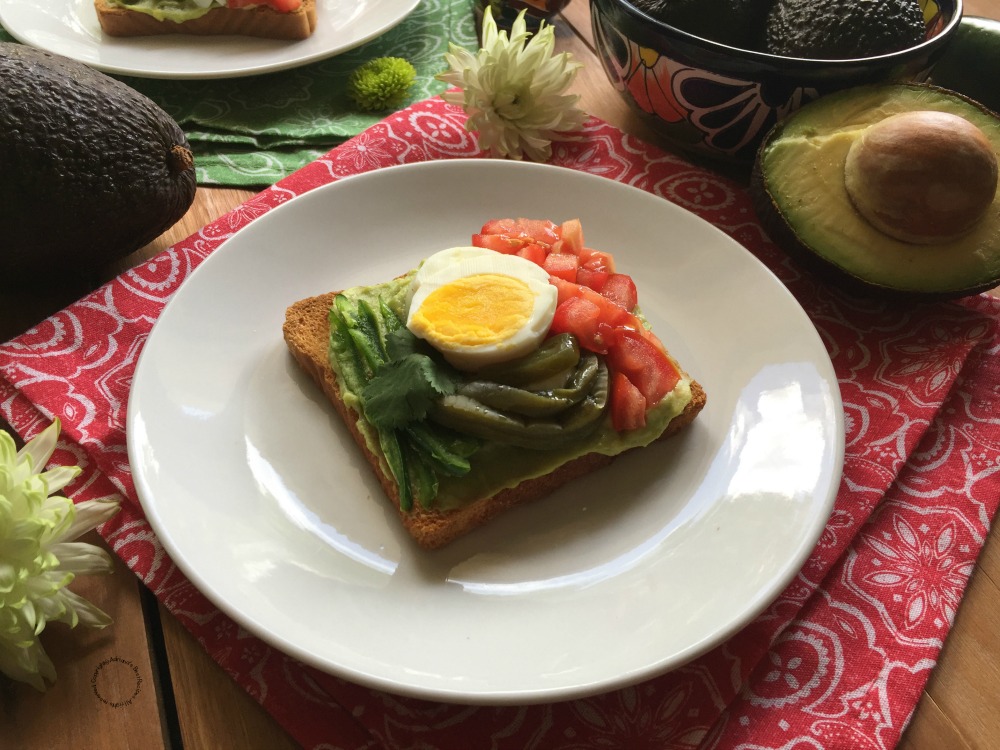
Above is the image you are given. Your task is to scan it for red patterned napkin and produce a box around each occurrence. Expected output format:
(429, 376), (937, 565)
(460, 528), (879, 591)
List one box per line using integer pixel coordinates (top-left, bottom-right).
(3, 96), (1000, 749)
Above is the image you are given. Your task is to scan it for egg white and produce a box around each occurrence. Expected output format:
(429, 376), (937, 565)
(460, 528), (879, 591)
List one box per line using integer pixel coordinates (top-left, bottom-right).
(406, 247), (558, 371)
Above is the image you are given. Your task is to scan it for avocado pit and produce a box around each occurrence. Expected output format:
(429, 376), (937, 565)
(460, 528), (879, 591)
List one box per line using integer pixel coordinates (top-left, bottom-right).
(844, 110), (999, 244)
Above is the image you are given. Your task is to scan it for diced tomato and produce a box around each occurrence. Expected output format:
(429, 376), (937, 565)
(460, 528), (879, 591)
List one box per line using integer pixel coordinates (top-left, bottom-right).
(577, 266), (610, 292)
(604, 328), (681, 405)
(560, 219), (584, 254)
(479, 218), (519, 236)
(600, 273), (638, 311)
(579, 248), (615, 273)
(549, 276), (636, 329)
(548, 275), (579, 305)
(547, 278), (644, 353)
(542, 251), (580, 282)
(472, 233), (529, 254)
(549, 296), (612, 353)
(516, 243), (547, 266)
(610, 372), (647, 431)
(479, 218), (560, 247)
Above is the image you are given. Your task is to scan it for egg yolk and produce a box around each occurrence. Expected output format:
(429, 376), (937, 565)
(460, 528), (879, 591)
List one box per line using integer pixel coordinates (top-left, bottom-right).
(408, 273), (535, 347)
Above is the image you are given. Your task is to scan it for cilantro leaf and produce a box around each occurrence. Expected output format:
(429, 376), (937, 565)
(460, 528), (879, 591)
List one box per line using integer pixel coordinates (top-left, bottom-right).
(361, 353), (457, 430)
(385, 325), (424, 361)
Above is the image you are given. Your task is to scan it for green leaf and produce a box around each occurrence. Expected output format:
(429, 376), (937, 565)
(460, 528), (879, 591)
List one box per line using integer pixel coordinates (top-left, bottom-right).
(402, 441), (438, 510)
(361, 353), (457, 431)
(385, 325), (423, 361)
(404, 422), (474, 477)
(378, 429), (411, 512)
(328, 307), (369, 393)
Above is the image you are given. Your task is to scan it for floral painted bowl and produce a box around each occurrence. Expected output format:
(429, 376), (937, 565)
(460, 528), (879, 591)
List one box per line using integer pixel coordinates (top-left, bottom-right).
(590, 0), (963, 167)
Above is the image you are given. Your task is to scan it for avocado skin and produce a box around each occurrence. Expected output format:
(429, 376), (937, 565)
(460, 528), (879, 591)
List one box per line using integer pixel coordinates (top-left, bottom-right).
(765, 0), (925, 59)
(629, 0), (771, 50)
(930, 16), (1000, 115)
(0, 43), (196, 283)
(750, 84), (1000, 301)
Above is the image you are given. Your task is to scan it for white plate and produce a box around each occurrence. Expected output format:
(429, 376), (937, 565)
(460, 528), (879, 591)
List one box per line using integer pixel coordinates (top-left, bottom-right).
(127, 160), (843, 704)
(0, 0), (419, 79)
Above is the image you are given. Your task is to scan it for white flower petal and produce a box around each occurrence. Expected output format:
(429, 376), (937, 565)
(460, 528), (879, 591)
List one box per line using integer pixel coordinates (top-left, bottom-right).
(15, 419), (60, 477)
(62, 497), (121, 542)
(48, 542), (115, 576)
(0, 429), (16, 468)
(0, 640), (54, 692)
(57, 588), (112, 629)
(39, 465), (81, 495)
(435, 6), (585, 161)
(0, 421), (119, 689)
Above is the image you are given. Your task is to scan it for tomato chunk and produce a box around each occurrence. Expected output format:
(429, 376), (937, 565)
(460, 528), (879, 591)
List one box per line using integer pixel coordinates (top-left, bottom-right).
(542, 251), (580, 282)
(516, 243), (547, 266)
(560, 219), (584, 254)
(579, 248), (615, 273)
(577, 266), (610, 292)
(610, 372), (646, 431)
(600, 273), (638, 311)
(549, 277), (636, 330)
(605, 328), (681, 405)
(472, 233), (528, 254)
(549, 296), (611, 353)
(479, 218), (560, 246)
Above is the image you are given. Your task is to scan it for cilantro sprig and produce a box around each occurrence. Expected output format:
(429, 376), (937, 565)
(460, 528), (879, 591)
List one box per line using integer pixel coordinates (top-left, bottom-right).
(362, 345), (456, 431)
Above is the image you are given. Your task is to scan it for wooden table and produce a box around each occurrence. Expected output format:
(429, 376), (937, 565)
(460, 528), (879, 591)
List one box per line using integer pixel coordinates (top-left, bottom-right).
(2, 2), (999, 747)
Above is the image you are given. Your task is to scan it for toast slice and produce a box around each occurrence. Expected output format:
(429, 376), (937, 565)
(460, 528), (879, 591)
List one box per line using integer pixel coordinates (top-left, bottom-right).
(283, 292), (707, 550)
(95, 0), (317, 40)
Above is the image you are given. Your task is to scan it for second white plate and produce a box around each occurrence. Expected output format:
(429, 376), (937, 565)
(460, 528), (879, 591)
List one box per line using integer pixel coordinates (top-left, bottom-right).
(0, 0), (419, 79)
(127, 159), (844, 704)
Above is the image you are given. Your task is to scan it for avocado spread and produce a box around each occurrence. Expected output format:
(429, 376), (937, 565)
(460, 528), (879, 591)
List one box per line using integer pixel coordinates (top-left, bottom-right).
(329, 274), (693, 511)
(111, 0), (226, 23)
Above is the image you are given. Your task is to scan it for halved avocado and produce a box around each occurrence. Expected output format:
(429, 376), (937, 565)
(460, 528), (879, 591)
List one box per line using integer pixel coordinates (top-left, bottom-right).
(750, 83), (1000, 300)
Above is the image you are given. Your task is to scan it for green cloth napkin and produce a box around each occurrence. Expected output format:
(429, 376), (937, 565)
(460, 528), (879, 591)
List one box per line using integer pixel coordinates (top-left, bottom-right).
(1, 0), (476, 187)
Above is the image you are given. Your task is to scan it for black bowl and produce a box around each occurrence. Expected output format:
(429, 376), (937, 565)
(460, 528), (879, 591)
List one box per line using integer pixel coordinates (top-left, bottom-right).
(590, 0), (963, 166)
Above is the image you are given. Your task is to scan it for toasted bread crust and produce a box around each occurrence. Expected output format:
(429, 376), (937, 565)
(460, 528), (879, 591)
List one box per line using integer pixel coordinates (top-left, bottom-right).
(283, 292), (707, 549)
(94, 0), (317, 39)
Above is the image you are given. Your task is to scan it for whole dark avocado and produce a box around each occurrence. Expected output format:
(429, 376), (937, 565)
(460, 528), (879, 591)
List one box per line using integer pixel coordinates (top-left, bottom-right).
(765, 0), (925, 58)
(0, 43), (195, 283)
(629, 0), (771, 50)
(751, 84), (1000, 300)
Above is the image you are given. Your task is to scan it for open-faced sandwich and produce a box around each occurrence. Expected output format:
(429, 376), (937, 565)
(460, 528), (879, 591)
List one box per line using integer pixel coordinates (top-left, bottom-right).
(283, 218), (707, 549)
(95, 0), (317, 39)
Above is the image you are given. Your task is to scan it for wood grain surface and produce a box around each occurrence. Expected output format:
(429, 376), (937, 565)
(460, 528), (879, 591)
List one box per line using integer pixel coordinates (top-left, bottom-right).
(1, 1), (998, 747)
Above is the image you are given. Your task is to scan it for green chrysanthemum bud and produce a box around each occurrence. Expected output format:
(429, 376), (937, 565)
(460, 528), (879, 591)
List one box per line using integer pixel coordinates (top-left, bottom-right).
(347, 57), (417, 112)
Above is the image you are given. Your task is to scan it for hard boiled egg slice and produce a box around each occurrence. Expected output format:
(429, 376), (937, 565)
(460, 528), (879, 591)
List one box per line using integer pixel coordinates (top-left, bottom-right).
(406, 247), (558, 371)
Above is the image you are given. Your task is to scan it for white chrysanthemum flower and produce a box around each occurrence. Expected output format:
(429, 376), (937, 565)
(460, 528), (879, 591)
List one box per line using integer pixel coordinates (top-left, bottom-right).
(437, 7), (586, 161)
(0, 420), (120, 691)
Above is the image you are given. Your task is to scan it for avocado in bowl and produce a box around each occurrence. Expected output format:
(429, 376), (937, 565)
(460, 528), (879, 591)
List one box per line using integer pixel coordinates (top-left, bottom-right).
(751, 83), (1000, 300)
